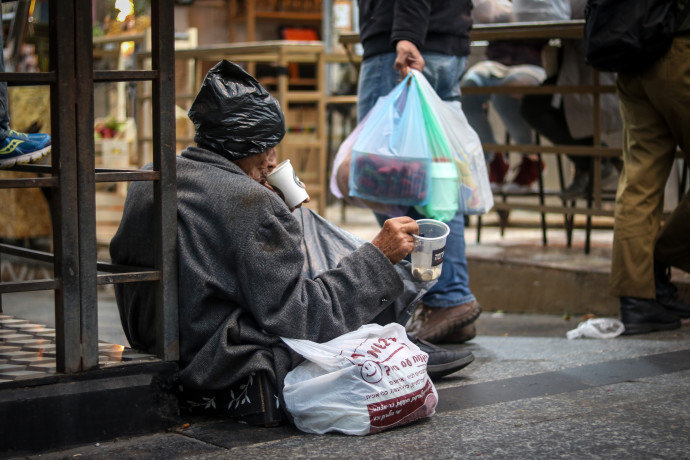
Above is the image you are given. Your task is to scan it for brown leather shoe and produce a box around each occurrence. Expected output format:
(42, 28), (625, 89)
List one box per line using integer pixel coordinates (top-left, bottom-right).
(439, 322), (477, 344)
(406, 300), (481, 343)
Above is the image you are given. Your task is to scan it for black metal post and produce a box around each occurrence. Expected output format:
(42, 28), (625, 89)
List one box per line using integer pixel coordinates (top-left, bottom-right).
(150, 0), (179, 361)
(51, 0), (83, 373)
(75, 0), (99, 370)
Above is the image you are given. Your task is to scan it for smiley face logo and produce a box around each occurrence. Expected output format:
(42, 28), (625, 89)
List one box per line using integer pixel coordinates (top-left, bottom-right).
(360, 360), (383, 383)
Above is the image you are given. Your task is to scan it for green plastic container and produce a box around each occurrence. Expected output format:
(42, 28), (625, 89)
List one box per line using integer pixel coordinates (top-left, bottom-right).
(416, 160), (459, 222)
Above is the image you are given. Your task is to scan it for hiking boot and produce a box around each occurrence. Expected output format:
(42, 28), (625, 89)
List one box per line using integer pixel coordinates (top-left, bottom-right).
(488, 152), (509, 192)
(655, 261), (690, 318)
(620, 296), (681, 335)
(0, 130), (51, 169)
(406, 300), (481, 344)
(438, 322), (477, 344)
(408, 335), (475, 380)
(502, 156), (543, 193)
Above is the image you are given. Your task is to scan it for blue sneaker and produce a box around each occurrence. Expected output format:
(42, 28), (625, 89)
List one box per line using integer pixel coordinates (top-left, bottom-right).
(0, 130), (52, 169)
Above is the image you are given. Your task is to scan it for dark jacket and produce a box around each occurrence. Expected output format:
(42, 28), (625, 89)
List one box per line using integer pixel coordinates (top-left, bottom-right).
(358, 0), (474, 60)
(677, 0), (690, 33)
(109, 146), (407, 394)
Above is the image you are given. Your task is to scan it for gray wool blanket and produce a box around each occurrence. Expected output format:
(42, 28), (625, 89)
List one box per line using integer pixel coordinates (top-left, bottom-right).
(110, 146), (430, 395)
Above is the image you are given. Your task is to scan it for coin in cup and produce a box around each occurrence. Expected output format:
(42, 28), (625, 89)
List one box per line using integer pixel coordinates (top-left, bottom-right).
(267, 159), (309, 208)
(411, 219), (450, 281)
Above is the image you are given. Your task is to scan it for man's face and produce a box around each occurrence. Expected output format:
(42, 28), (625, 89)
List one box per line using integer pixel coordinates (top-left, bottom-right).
(234, 147), (278, 185)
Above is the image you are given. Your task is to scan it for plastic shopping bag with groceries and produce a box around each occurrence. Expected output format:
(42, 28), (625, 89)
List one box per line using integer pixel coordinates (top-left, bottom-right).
(282, 323), (438, 435)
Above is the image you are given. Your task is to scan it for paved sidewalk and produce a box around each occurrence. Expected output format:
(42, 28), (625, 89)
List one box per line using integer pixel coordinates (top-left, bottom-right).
(10, 312), (689, 460)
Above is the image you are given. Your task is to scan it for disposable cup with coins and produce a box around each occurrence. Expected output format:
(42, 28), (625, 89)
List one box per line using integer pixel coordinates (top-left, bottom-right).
(267, 159), (309, 208)
(411, 219), (450, 281)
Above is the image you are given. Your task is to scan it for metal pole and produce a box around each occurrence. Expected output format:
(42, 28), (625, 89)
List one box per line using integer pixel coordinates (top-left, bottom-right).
(51, 0), (82, 373)
(75, 0), (99, 370)
(150, 0), (179, 361)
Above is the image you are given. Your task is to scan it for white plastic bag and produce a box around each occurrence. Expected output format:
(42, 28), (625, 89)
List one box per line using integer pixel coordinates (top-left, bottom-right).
(413, 69), (494, 215)
(281, 323), (438, 435)
(566, 318), (625, 339)
(349, 75), (432, 207)
(328, 112), (408, 217)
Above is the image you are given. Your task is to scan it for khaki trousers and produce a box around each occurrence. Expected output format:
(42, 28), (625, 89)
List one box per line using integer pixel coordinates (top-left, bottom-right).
(611, 36), (690, 298)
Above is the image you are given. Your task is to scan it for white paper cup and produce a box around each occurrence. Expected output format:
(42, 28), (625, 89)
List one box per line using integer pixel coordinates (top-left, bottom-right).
(266, 159), (309, 208)
(411, 219), (450, 281)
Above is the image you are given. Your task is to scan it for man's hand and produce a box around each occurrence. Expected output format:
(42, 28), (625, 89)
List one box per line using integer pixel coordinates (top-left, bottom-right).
(394, 40), (425, 78)
(371, 216), (419, 264)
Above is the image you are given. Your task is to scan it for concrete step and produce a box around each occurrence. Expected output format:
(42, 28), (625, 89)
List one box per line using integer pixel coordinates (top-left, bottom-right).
(465, 220), (690, 317)
(0, 360), (180, 456)
(467, 245), (619, 317)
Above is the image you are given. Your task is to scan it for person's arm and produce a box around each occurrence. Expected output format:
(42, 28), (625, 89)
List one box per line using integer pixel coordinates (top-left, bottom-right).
(390, 0), (431, 75)
(232, 196), (410, 343)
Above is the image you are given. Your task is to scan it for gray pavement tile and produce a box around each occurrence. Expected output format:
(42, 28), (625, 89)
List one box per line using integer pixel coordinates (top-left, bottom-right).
(192, 371), (690, 460)
(426, 375), (690, 459)
(4, 338), (51, 347)
(433, 332), (690, 391)
(18, 432), (225, 460)
(0, 351), (35, 361)
(0, 370), (45, 381)
(11, 356), (55, 366)
(0, 346), (21, 353)
(21, 343), (56, 353)
(0, 363), (23, 372)
(0, 319), (29, 328)
(176, 418), (304, 450)
(26, 362), (57, 373)
(0, 334), (33, 343)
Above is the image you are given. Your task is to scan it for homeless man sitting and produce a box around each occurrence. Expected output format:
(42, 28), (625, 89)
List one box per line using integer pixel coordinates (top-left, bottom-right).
(109, 60), (474, 426)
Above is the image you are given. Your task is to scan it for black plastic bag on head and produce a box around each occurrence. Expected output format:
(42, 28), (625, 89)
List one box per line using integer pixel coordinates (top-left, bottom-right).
(188, 60), (286, 160)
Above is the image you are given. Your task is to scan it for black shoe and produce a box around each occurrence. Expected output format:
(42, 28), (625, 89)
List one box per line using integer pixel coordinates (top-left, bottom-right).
(655, 260), (690, 318)
(408, 335), (475, 379)
(560, 171), (590, 201)
(560, 163), (617, 201)
(620, 296), (681, 335)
